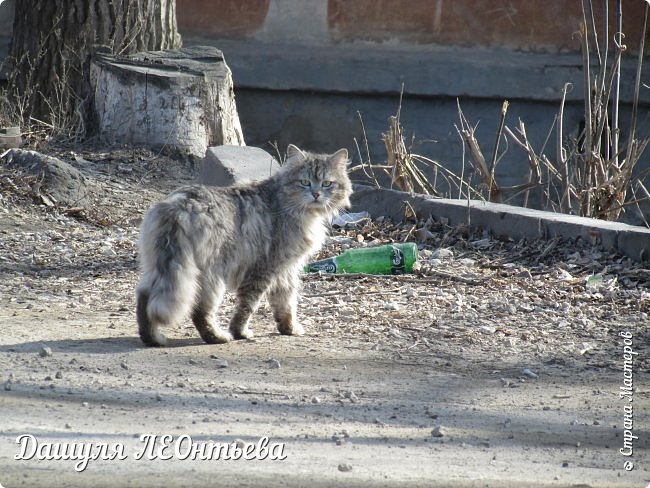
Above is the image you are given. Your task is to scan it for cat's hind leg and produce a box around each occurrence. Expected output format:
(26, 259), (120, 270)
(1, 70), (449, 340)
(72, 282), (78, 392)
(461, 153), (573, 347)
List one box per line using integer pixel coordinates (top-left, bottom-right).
(135, 257), (199, 347)
(136, 197), (205, 346)
(268, 273), (304, 336)
(136, 292), (169, 347)
(192, 280), (232, 344)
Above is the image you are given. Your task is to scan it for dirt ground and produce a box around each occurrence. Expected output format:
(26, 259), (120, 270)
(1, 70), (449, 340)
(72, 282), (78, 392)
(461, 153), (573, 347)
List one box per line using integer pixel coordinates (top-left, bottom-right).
(0, 145), (648, 487)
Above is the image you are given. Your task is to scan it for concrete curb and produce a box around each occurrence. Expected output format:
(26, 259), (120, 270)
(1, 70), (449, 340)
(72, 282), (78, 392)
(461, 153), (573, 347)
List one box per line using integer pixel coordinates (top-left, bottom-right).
(350, 185), (650, 262)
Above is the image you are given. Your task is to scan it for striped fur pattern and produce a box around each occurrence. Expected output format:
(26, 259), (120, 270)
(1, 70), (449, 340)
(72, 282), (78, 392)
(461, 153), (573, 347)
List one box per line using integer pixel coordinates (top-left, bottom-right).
(136, 145), (352, 346)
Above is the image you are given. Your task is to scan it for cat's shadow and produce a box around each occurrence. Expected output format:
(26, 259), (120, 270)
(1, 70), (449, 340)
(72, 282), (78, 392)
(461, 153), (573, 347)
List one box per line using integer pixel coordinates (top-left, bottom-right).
(0, 336), (205, 355)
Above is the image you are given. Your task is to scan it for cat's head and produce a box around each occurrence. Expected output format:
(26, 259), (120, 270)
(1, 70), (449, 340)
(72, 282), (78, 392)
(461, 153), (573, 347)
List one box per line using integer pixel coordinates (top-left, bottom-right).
(279, 144), (353, 215)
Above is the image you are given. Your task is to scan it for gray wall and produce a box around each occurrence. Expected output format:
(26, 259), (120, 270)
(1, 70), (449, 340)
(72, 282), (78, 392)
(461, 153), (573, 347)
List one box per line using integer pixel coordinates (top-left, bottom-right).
(206, 38), (648, 196)
(234, 89), (590, 188)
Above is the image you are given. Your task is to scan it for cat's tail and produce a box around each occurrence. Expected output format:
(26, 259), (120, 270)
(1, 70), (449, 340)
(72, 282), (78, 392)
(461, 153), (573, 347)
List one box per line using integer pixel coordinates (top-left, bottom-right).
(136, 199), (200, 346)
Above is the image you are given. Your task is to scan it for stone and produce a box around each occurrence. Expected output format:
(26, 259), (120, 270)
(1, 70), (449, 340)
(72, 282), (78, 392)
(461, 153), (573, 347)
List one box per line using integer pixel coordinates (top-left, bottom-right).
(39, 346), (53, 358)
(100, 245), (116, 257)
(431, 425), (447, 437)
(209, 355), (229, 368)
(343, 390), (359, 403)
(383, 302), (400, 311)
(0, 126), (21, 149)
(199, 145), (280, 186)
(405, 287), (417, 299)
(1, 149), (90, 208)
(431, 248), (453, 260)
(521, 368), (539, 379)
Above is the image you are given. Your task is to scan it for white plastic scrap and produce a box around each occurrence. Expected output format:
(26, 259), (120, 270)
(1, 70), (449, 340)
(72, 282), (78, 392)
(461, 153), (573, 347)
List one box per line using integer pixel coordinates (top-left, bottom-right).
(331, 211), (370, 228)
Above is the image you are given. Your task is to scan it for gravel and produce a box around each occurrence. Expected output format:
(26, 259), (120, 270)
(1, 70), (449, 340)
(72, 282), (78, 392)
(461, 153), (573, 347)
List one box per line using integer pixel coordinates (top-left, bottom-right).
(1, 144), (649, 487)
(2, 146), (648, 375)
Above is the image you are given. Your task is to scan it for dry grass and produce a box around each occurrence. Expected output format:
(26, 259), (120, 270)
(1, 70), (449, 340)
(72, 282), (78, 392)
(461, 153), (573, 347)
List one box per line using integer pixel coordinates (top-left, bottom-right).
(351, 88), (484, 201)
(493, 0), (649, 222)
(353, 1), (649, 226)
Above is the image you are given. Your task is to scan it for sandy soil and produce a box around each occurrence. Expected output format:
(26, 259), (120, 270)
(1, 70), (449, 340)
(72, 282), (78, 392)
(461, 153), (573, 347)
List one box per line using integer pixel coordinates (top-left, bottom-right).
(0, 145), (648, 487)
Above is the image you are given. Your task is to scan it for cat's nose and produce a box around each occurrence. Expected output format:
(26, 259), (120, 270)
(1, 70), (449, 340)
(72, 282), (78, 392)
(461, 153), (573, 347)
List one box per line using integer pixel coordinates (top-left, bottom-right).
(311, 191), (320, 201)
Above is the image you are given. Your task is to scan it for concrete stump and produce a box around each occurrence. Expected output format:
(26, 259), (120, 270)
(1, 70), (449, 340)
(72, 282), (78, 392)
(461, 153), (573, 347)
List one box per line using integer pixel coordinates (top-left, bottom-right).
(199, 145), (280, 186)
(90, 46), (244, 157)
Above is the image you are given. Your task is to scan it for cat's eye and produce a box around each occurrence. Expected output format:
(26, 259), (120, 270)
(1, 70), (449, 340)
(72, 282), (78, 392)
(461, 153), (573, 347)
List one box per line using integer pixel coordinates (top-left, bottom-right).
(322, 180), (332, 188)
(300, 179), (311, 187)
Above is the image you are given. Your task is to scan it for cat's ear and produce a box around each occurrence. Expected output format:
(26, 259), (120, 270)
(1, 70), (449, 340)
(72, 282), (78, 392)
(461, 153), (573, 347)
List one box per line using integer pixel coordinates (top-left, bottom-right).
(285, 144), (306, 166)
(329, 148), (349, 171)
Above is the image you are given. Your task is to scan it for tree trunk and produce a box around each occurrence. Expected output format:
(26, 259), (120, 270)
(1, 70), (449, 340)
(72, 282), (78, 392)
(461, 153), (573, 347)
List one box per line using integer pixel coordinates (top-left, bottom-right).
(9, 0), (181, 135)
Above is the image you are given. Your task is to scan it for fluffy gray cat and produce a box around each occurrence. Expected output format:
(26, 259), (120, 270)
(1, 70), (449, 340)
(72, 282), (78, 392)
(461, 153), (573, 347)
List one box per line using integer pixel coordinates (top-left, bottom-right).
(136, 145), (352, 346)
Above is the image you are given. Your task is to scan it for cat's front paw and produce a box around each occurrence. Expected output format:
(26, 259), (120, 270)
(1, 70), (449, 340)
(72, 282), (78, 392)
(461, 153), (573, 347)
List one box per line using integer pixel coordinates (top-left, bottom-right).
(278, 321), (304, 336)
(231, 326), (254, 340)
(200, 328), (233, 344)
(144, 327), (168, 347)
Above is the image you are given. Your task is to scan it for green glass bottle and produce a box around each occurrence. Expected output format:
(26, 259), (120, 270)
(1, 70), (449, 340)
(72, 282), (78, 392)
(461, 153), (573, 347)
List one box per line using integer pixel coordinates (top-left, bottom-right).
(304, 242), (418, 275)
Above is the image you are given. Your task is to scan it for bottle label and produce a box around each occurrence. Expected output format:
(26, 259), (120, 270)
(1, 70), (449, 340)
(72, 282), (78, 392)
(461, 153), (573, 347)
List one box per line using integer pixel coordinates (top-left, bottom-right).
(307, 258), (337, 273)
(390, 245), (405, 274)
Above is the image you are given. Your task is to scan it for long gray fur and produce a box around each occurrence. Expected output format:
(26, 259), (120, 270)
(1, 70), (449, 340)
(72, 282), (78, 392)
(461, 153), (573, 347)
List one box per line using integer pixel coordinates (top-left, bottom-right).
(136, 145), (353, 346)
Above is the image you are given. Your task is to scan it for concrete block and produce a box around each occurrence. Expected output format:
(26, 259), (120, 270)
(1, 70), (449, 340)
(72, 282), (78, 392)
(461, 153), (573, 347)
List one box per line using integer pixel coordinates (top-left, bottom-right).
(199, 145), (279, 186)
(618, 228), (650, 261)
